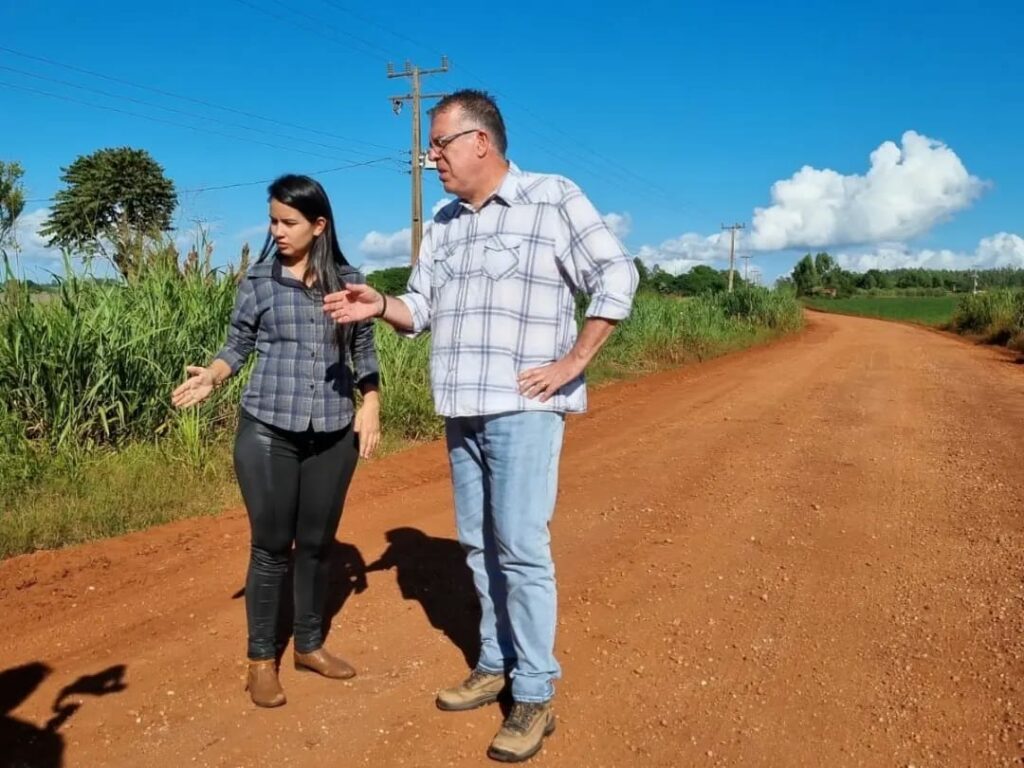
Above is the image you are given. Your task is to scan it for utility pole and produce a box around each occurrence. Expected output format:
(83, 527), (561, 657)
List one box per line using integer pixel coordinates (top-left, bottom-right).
(721, 223), (745, 293)
(387, 57), (448, 264)
(740, 252), (753, 283)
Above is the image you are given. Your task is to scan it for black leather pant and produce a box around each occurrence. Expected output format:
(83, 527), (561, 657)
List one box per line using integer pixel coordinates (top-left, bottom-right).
(233, 410), (358, 659)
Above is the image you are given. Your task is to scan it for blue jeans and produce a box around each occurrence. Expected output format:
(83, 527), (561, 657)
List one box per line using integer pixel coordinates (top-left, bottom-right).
(445, 411), (565, 703)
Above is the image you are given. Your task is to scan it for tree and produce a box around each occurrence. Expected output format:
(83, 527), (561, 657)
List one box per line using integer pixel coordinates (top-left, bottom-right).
(791, 254), (819, 296)
(646, 264), (677, 294)
(633, 257), (650, 290)
(41, 147), (176, 279)
(775, 276), (796, 293)
(676, 264), (728, 294)
(366, 265), (413, 296)
(813, 252), (835, 276)
(0, 160), (25, 254)
(814, 252), (842, 290)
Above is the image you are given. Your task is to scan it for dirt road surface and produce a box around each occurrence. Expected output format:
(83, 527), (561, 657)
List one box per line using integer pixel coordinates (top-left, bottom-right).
(3, 312), (1023, 768)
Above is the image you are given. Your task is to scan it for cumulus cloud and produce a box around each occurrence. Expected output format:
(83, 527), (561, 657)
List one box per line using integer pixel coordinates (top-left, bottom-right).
(10, 207), (59, 262)
(751, 131), (985, 251)
(633, 231), (734, 274)
(431, 198), (453, 216)
(835, 232), (1024, 272)
(359, 227), (411, 265)
(601, 212), (632, 239)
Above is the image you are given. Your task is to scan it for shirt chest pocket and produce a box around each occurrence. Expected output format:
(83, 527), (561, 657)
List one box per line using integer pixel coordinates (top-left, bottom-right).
(482, 235), (520, 281)
(432, 246), (457, 289)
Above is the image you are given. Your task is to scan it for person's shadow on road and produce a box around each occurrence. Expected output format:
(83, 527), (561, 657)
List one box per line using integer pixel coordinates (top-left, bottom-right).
(0, 662), (127, 768)
(366, 527), (480, 668)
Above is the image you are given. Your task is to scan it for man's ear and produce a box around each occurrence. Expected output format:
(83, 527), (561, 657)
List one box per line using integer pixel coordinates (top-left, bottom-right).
(475, 130), (491, 159)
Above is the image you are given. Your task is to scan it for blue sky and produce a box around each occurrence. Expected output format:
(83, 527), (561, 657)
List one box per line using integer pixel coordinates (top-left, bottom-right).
(4, 0), (1022, 282)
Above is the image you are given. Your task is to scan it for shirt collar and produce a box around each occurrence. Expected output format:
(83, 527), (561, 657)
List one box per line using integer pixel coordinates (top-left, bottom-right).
(456, 161), (524, 214)
(271, 257), (315, 292)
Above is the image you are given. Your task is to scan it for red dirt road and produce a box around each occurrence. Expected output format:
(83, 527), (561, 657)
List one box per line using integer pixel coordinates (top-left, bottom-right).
(3, 312), (1023, 768)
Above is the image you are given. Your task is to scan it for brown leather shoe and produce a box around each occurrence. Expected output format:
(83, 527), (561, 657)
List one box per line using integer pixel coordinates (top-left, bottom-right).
(293, 647), (356, 679)
(246, 659), (286, 708)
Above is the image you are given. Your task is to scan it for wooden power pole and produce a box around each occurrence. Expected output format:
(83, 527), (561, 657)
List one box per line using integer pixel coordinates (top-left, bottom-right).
(722, 222), (745, 293)
(387, 57), (448, 264)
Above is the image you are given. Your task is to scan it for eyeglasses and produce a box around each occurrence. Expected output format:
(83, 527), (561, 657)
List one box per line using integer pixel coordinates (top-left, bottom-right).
(426, 128), (480, 154)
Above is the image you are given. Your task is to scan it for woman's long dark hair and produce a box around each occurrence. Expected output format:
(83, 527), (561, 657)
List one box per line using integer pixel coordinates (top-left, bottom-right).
(259, 174), (350, 346)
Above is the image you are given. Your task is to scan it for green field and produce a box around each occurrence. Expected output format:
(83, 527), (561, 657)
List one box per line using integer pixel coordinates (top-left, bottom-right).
(803, 295), (959, 326)
(0, 267), (805, 559)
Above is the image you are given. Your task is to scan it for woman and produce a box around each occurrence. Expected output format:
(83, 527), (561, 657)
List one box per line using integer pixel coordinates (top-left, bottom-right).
(172, 174), (380, 708)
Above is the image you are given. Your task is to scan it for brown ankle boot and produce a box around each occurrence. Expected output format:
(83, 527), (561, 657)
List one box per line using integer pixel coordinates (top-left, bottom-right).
(246, 659), (286, 708)
(294, 647), (356, 679)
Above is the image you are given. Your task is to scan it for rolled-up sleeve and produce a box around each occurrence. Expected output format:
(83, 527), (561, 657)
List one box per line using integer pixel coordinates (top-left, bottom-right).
(396, 224), (436, 337)
(556, 185), (639, 321)
(214, 276), (257, 373)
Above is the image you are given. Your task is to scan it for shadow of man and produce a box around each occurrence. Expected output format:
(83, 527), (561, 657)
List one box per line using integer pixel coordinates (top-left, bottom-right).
(366, 527), (480, 668)
(321, 540), (368, 645)
(0, 662), (127, 768)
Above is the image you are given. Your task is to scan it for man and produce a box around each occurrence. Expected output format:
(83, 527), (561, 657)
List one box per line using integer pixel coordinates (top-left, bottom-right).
(324, 89), (637, 763)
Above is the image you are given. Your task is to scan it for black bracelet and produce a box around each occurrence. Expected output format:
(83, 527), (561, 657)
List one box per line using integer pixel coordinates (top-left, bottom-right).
(377, 294), (388, 319)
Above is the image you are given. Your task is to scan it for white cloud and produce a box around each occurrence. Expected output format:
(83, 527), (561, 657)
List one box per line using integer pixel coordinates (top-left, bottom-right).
(601, 212), (632, 239)
(431, 198), (453, 216)
(359, 227), (411, 265)
(751, 131), (985, 251)
(10, 208), (60, 262)
(976, 232), (1024, 268)
(634, 231), (733, 274)
(173, 220), (223, 256)
(835, 232), (1024, 272)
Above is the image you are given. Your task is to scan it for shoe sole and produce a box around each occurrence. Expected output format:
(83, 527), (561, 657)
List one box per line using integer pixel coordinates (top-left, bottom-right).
(246, 684), (286, 708)
(294, 663), (356, 680)
(486, 717), (556, 763)
(436, 691), (501, 712)
(251, 695), (287, 708)
(248, 684), (290, 708)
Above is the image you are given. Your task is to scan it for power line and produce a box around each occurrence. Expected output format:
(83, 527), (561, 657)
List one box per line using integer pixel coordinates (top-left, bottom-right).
(23, 157), (401, 205)
(506, 119), (679, 214)
(0, 45), (397, 152)
(0, 79), (388, 164)
(314, 0), (438, 58)
(0, 63), (392, 162)
(226, 0), (394, 61)
(257, 6), (684, 213)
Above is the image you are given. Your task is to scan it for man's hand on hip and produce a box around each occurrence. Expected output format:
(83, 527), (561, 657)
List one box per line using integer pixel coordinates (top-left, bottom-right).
(518, 356), (585, 403)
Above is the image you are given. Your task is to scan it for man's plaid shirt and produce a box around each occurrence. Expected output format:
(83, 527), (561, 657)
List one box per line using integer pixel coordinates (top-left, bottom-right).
(215, 258), (379, 432)
(399, 163), (638, 418)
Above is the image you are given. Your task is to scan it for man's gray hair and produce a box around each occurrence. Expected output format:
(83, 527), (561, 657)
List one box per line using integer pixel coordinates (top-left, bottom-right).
(431, 89), (508, 156)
